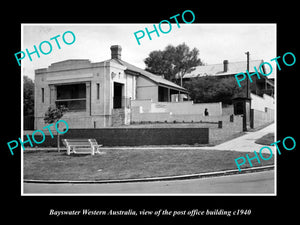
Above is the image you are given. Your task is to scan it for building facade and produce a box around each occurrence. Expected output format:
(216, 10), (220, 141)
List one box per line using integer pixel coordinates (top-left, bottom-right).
(181, 59), (274, 97)
(34, 45), (187, 129)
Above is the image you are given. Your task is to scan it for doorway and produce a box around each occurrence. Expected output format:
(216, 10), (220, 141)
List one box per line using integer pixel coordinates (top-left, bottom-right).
(113, 82), (124, 109)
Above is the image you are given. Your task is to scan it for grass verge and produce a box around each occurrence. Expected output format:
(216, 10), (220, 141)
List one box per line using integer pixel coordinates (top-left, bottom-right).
(24, 149), (274, 181)
(255, 133), (274, 145)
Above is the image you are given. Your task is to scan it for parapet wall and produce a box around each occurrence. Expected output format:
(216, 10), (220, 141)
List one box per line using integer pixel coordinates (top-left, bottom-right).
(251, 93), (275, 112)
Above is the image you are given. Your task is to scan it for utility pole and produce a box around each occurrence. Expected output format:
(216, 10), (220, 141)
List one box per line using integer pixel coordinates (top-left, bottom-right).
(245, 51), (250, 98)
(244, 51), (252, 130)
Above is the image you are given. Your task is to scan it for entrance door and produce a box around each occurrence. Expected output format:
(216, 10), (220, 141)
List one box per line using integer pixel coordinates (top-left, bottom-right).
(113, 82), (123, 109)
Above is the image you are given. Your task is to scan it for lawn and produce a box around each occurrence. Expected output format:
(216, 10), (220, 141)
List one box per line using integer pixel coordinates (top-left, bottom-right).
(255, 133), (274, 145)
(23, 149), (274, 181)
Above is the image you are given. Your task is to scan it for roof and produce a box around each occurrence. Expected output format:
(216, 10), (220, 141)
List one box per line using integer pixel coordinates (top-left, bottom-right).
(35, 59), (93, 74)
(183, 60), (265, 78)
(111, 59), (187, 92)
(37, 57), (187, 92)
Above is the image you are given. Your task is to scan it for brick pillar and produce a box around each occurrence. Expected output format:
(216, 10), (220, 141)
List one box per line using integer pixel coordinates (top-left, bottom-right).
(86, 82), (91, 115)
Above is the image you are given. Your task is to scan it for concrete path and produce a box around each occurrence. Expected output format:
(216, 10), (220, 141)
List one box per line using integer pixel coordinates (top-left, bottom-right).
(202, 123), (275, 153)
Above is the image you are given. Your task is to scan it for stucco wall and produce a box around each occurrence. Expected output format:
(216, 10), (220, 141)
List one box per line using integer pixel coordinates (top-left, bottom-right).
(131, 100), (222, 123)
(34, 60), (134, 130)
(251, 93), (275, 112)
(253, 108), (274, 128)
(136, 76), (158, 101)
(150, 101), (222, 115)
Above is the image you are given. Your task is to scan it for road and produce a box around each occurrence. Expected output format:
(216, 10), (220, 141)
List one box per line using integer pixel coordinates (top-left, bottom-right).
(23, 170), (275, 195)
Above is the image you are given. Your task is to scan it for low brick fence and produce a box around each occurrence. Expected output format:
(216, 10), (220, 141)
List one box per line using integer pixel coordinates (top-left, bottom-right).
(23, 127), (209, 147)
(63, 127), (209, 146)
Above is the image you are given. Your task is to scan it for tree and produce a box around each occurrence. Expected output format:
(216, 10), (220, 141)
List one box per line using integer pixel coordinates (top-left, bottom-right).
(144, 43), (203, 85)
(184, 76), (246, 105)
(23, 76), (34, 116)
(44, 105), (68, 152)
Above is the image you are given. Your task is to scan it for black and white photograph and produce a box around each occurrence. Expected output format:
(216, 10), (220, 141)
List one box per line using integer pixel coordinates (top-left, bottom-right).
(21, 23), (276, 195)
(2, 4), (298, 224)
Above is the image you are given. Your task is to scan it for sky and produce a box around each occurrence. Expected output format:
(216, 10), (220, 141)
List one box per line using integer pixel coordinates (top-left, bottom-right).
(21, 23), (276, 80)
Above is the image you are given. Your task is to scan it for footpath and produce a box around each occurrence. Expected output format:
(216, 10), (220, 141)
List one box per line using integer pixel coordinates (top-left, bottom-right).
(202, 123), (275, 153)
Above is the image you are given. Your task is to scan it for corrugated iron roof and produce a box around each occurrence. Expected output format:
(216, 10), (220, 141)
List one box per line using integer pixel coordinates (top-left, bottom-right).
(183, 60), (264, 78)
(114, 59), (187, 92)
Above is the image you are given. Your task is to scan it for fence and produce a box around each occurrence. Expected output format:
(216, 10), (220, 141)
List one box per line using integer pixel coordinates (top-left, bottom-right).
(252, 108), (274, 128)
(60, 127), (209, 146)
(131, 100), (222, 123)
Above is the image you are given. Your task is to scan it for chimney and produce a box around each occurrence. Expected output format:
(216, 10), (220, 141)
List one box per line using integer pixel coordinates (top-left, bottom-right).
(223, 60), (229, 72)
(110, 45), (122, 60)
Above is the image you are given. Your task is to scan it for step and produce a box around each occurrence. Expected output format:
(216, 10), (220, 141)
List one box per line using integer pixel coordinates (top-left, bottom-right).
(73, 148), (93, 154)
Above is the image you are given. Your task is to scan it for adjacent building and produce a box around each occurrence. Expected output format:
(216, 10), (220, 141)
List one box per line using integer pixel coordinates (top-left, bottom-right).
(182, 59), (274, 97)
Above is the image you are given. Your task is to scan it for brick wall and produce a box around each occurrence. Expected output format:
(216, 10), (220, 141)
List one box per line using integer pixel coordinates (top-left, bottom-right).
(111, 109), (125, 127)
(60, 127), (209, 146)
(22, 134), (60, 148)
(111, 108), (131, 127)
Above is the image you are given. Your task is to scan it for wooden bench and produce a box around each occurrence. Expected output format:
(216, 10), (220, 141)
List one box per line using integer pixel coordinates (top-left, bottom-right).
(62, 139), (104, 155)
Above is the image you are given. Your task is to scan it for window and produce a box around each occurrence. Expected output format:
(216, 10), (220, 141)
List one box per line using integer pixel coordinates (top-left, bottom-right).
(55, 83), (86, 111)
(41, 88), (44, 103)
(97, 83), (100, 100)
